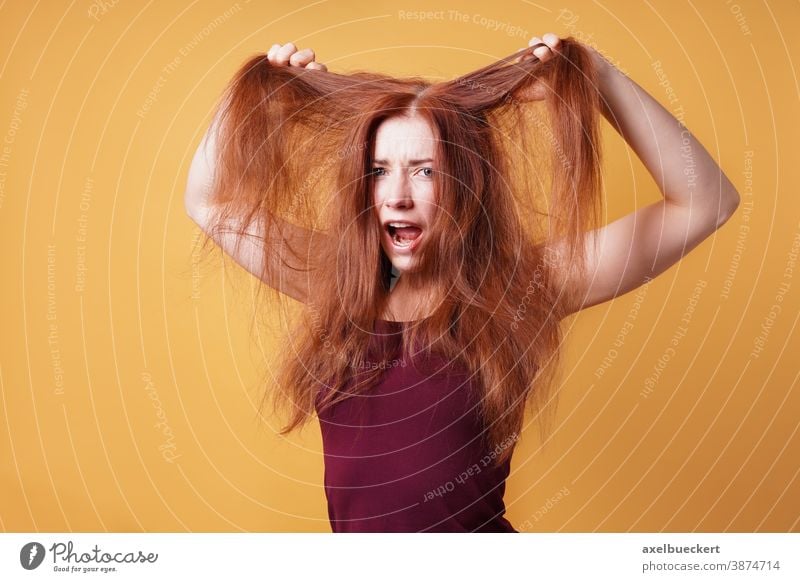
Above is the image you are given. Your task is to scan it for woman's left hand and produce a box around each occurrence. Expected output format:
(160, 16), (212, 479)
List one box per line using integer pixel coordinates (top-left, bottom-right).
(517, 33), (562, 64)
(514, 33), (562, 100)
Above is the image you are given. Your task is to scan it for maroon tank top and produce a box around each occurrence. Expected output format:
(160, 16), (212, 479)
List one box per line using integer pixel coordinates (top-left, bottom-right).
(315, 319), (517, 532)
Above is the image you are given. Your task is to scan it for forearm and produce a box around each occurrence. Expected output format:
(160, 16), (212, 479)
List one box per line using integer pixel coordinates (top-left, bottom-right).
(589, 50), (740, 215)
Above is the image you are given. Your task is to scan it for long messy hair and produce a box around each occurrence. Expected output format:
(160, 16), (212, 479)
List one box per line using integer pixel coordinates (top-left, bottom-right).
(198, 38), (603, 468)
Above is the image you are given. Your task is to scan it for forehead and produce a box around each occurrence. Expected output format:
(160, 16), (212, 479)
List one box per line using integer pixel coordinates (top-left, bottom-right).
(373, 114), (436, 161)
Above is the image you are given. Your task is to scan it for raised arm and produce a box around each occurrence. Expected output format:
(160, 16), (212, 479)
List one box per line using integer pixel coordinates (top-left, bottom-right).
(533, 34), (740, 315)
(184, 43), (329, 303)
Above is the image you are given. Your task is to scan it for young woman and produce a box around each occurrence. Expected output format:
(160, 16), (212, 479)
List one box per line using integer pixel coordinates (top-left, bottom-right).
(185, 33), (740, 532)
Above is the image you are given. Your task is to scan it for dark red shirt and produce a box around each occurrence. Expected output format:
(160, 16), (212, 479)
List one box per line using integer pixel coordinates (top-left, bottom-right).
(315, 319), (517, 532)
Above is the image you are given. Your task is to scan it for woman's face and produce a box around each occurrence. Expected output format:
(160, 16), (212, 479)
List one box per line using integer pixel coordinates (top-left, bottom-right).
(371, 113), (438, 275)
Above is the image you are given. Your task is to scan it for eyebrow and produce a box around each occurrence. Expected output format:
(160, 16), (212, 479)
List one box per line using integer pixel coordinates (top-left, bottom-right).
(372, 158), (434, 165)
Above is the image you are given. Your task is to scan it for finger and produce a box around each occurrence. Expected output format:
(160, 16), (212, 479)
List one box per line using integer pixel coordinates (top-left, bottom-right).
(533, 44), (550, 61)
(267, 43), (281, 62)
(542, 32), (561, 52)
(289, 48), (315, 67)
(275, 42), (297, 66)
(528, 36), (551, 60)
(306, 61), (328, 71)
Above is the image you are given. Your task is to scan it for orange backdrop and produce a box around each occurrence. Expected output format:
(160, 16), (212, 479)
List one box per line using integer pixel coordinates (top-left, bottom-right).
(1, 0), (798, 532)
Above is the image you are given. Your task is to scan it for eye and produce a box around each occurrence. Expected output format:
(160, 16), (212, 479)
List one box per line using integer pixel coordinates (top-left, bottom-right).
(419, 167), (434, 178)
(370, 167), (386, 177)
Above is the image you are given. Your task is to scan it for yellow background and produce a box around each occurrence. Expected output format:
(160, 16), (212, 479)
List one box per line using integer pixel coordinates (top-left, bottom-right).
(1, 0), (798, 532)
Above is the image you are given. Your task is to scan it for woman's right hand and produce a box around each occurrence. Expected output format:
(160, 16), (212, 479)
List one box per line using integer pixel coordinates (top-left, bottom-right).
(267, 42), (327, 71)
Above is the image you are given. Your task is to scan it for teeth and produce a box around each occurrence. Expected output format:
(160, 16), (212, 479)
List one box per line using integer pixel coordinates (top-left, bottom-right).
(385, 221), (421, 249)
(392, 233), (412, 247)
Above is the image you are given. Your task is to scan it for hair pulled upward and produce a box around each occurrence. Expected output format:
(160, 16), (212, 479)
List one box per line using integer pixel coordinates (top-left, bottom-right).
(201, 38), (604, 467)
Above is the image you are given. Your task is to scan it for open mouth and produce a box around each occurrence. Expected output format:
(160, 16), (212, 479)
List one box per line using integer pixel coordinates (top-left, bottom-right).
(385, 223), (424, 251)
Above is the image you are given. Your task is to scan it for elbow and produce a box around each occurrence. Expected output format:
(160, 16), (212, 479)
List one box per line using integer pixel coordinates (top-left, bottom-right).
(694, 168), (740, 229)
(183, 192), (194, 218)
(185, 199), (210, 228)
(184, 193), (200, 222)
(716, 186), (741, 228)
(183, 189), (199, 216)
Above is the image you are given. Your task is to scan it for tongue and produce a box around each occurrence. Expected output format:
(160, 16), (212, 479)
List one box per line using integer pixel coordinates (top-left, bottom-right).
(395, 226), (422, 241)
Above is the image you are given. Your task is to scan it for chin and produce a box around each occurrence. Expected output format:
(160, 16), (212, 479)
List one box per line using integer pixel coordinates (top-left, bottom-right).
(381, 248), (417, 276)
(388, 255), (414, 273)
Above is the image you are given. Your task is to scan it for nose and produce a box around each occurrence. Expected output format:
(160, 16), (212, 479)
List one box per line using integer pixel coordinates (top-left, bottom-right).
(384, 174), (413, 209)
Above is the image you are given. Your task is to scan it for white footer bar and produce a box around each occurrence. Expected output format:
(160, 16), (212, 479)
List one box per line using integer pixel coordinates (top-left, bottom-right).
(2, 533), (797, 581)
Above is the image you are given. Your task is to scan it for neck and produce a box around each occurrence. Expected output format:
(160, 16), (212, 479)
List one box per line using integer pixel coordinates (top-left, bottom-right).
(384, 268), (443, 321)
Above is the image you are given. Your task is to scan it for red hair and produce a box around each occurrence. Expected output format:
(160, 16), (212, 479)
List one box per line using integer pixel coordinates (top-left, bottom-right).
(197, 38), (603, 467)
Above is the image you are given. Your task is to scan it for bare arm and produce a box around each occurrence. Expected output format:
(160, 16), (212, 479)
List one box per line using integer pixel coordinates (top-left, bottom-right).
(184, 42), (329, 303)
(530, 34), (740, 314)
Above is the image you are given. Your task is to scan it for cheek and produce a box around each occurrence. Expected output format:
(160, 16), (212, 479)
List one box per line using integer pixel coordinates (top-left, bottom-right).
(421, 188), (438, 218)
(372, 183), (388, 208)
